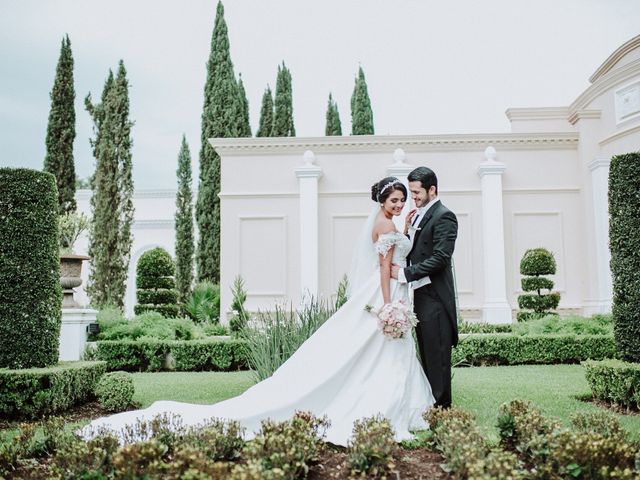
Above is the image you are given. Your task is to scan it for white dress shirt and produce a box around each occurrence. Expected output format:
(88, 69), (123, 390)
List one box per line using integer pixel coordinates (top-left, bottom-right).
(397, 198), (440, 288)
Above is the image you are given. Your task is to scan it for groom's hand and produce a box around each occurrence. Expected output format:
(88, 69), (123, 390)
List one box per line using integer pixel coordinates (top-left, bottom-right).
(391, 264), (400, 279)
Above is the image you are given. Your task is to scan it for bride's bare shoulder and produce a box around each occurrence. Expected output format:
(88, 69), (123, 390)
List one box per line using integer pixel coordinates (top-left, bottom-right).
(372, 217), (397, 241)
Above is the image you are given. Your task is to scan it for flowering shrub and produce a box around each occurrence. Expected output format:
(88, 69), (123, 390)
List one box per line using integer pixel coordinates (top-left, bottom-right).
(425, 406), (525, 479)
(242, 411), (330, 479)
(347, 414), (397, 478)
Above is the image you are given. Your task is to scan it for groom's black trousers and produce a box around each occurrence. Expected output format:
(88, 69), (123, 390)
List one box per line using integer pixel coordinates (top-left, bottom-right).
(413, 286), (453, 408)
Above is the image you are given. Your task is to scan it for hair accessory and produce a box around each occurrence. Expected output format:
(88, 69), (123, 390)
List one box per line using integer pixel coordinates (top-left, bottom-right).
(378, 178), (399, 197)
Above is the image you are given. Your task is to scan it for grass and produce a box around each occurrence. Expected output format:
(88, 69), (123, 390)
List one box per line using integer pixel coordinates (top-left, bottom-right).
(127, 364), (640, 442)
(2, 365), (639, 444)
(453, 364), (640, 441)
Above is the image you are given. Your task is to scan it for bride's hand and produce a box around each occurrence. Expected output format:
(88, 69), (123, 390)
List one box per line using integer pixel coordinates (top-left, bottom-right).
(404, 209), (418, 234)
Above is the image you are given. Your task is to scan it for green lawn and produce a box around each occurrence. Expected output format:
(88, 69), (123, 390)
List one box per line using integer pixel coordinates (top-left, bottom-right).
(127, 365), (640, 442)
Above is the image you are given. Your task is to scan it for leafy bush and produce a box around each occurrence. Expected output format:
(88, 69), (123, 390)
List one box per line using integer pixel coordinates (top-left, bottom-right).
(571, 411), (627, 439)
(583, 359), (640, 409)
(453, 333), (617, 366)
(184, 281), (220, 324)
(243, 296), (336, 381)
(609, 152), (640, 362)
(0, 168), (62, 369)
(94, 338), (249, 371)
(512, 313), (613, 336)
(229, 275), (250, 333)
(95, 340), (169, 371)
(0, 361), (106, 418)
(179, 418), (244, 461)
(135, 247), (180, 318)
(458, 321), (513, 334)
(203, 322), (230, 336)
(98, 311), (200, 341)
(242, 411), (329, 479)
(425, 406), (525, 479)
(95, 371), (135, 412)
(498, 399), (638, 478)
(58, 211), (89, 255)
(517, 247), (560, 322)
(347, 415), (397, 478)
(171, 339), (249, 371)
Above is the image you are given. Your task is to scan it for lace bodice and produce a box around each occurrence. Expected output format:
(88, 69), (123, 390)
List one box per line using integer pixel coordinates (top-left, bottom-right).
(374, 231), (411, 267)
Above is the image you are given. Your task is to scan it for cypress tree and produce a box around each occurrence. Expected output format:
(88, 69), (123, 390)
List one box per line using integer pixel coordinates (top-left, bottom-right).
(196, 1), (240, 283)
(236, 74), (251, 137)
(350, 66), (374, 135)
(272, 62), (295, 137)
(44, 34), (77, 213)
(85, 61), (135, 309)
(256, 85), (274, 137)
(175, 135), (194, 304)
(325, 92), (342, 136)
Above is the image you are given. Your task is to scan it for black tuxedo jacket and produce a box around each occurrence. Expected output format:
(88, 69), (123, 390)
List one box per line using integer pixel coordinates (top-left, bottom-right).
(404, 200), (459, 345)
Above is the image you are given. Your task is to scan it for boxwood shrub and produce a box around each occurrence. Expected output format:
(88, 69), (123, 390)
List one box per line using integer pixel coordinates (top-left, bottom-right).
(453, 334), (617, 366)
(0, 168), (62, 368)
(583, 359), (640, 409)
(0, 361), (106, 418)
(135, 247), (180, 317)
(95, 338), (249, 371)
(609, 152), (640, 362)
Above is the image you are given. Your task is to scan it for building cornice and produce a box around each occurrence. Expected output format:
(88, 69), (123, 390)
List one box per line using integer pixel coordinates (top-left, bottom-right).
(209, 133), (579, 156)
(568, 109), (601, 125)
(570, 57), (640, 114)
(599, 123), (640, 147)
(505, 107), (570, 121)
(589, 34), (640, 83)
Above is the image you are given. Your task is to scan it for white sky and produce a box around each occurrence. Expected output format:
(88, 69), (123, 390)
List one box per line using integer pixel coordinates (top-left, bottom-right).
(1, 0), (639, 189)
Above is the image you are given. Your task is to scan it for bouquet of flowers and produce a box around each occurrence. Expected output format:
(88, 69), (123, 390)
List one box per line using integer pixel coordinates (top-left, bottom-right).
(366, 300), (418, 339)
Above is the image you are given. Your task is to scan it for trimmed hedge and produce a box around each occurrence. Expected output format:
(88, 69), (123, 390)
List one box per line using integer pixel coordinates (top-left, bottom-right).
(135, 247), (179, 318)
(171, 339), (250, 371)
(0, 361), (106, 418)
(609, 152), (640, 362)
(583, 359), (640, 409)
(453, 334), (617, 366)
(0, 168), (62, 368)
(95, 338), (249, 372)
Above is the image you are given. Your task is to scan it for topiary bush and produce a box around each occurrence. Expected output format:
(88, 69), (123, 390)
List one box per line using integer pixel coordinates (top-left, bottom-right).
(517, 248), (561, 322)
(609, 152), (640, 362)
(583, 359), (640, 409)
(0, 168), (62, 368)
(95, 370), (135, 412)
(135, 247), (180, 318)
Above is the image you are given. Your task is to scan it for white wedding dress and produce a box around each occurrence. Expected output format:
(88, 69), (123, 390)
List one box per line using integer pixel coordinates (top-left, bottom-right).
(81, 216), (435, 446)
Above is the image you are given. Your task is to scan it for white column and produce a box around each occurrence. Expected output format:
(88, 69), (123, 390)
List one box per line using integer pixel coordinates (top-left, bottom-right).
(59, 308), (98, 361)
(387, 148), (413, 231)
(586, 157), (613, 314)
(478, 146), (512, 323)
(295, 150), (323, 297)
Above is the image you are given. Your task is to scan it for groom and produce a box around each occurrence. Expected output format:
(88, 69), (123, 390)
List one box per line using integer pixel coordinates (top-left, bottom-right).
(391, 167), (458, 408)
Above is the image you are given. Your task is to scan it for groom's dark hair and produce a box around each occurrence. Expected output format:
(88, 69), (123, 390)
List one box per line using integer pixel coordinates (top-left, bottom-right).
(408, 167), (438, 194)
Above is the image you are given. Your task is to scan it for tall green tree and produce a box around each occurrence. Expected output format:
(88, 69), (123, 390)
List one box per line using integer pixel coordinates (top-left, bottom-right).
(196, 1), (240, 283)
(350, 66), (374, 135)
(325, 92), (342, 136)
(236, 74), (251, 137)
(85, 61), (135, 309)
(175, 135), (194, 304)
(256, 85), (274, 137)
(272, 62), (295, 137)
(44, 34), (77, 213)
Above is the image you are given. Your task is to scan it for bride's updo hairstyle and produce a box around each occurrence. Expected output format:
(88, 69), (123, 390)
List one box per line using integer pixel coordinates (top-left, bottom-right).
(370, 177), (407, 203)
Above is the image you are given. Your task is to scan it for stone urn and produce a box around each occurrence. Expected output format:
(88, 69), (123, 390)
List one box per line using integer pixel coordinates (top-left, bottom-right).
(60, 254), (90, 308)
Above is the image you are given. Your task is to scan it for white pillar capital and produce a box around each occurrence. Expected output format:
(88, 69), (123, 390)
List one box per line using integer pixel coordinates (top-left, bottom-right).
(588, 157), (611, 172)
(478, 146), (506, 177)
(295, 150), (323, 179)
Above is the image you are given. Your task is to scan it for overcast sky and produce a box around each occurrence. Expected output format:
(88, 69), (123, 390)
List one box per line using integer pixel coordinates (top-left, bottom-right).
(1, 0), (638, 189)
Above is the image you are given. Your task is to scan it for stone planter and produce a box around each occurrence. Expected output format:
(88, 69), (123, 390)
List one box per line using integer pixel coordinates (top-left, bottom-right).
(60, 254), (90, 308)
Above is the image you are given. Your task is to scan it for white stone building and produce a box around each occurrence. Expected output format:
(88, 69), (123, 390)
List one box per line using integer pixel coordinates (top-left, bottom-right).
(75, 35), (640, 323)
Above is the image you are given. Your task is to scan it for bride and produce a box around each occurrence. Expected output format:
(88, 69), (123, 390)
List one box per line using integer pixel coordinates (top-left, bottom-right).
(81, 176), (435, 446)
